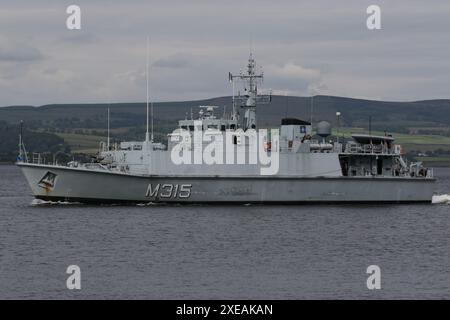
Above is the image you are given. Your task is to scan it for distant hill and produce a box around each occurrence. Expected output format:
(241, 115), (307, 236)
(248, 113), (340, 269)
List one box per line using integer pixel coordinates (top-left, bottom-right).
(0, 121), (71, 163)
(2, 95), (450, 134)
(2, 95), (450, 163)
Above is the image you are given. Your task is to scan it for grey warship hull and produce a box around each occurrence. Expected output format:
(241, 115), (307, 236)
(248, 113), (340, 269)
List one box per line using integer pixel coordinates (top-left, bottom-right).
(19, 163), (435, 204)
(16, 54), (437, 204)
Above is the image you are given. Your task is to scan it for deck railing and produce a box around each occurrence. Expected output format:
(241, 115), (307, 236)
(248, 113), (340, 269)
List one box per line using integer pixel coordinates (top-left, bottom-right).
(344, 142), (394, 155)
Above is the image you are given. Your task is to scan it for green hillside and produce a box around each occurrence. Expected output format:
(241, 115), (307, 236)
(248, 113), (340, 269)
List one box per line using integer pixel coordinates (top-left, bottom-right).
(3, 95), (450, 132)
(1, 95), (450, 164)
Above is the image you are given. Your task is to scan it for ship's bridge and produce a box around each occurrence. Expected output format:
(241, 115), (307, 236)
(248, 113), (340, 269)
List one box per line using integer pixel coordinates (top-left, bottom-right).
(178, 105), (239, 132)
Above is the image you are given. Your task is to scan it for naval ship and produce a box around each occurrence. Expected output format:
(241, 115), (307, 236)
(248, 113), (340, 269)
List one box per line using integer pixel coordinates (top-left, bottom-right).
(17, 54), (435, 203)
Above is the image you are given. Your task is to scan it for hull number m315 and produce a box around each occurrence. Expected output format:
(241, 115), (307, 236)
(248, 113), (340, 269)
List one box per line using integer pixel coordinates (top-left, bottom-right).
(145, 183), (192, 199)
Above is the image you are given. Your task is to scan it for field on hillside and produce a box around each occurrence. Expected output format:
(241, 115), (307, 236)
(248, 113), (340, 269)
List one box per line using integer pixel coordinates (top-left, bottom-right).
(334, 128), (450, 151)
(56, 132), (105, 154)
(2, 96), (450, 164)
(55, 126), (450, 156)
(415, 156), (450, 167)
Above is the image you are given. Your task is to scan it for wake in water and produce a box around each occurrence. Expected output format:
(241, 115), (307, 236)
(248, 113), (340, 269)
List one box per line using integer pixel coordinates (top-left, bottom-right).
(136, 202), (159, 207)
(30, 199), (82, 206)
(432, 194), (450, 204)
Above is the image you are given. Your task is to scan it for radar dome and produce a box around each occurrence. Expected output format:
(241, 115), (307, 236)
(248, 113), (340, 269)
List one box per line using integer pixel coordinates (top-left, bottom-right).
(317, 121), (332, 138)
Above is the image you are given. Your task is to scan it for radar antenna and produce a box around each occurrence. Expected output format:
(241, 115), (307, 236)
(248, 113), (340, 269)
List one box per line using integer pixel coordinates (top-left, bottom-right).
(229, 52), (271, 130)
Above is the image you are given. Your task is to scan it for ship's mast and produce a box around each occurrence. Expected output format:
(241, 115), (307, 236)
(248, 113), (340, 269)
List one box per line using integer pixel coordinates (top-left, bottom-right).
(18, 120), (23, 159)
(229, 52), (271, 130)
(107, 106), (110, 150)
(145, 37), (150, 142)
(18, 120), (28, 162)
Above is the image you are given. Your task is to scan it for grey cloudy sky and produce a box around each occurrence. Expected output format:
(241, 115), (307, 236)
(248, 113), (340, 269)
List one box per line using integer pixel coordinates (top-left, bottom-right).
(0, 0), (450, 106)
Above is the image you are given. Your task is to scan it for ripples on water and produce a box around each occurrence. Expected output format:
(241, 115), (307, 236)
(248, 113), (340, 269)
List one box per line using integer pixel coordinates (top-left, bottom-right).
(0, 165), (449, 299)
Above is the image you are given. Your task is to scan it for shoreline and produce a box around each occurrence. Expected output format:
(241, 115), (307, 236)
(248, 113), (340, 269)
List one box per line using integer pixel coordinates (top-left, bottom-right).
(3, 162), (450, 168)
(3, 161), (450, 168)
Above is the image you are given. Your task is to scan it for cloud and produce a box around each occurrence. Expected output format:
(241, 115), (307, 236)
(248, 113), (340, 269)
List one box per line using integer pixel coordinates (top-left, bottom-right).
(0, 36), (44, 62)
(57, 32), (98, 45)
(267, 63), (321, 81)
(265, 62), (325, 96)
(1, 0), (450, 105)
(153, 54), (191, 69)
